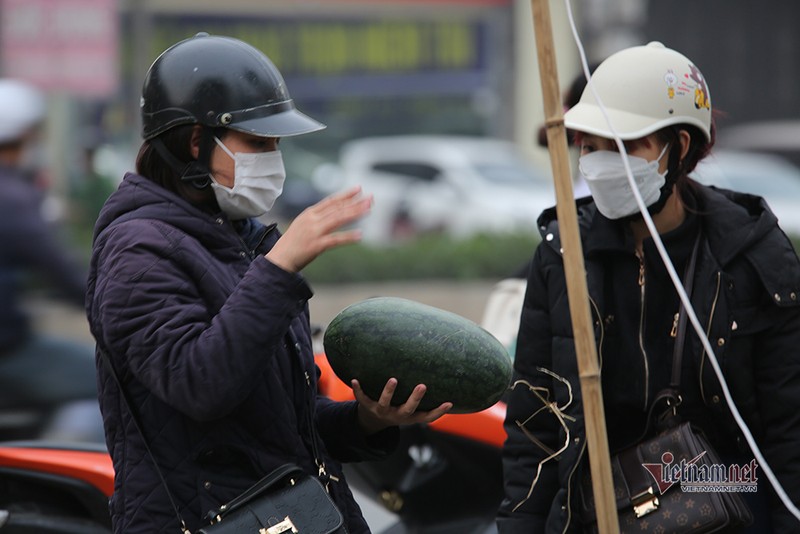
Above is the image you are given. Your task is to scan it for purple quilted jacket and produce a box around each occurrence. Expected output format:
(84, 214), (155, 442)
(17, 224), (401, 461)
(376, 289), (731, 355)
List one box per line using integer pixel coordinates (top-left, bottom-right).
(87, 173), (395, 533)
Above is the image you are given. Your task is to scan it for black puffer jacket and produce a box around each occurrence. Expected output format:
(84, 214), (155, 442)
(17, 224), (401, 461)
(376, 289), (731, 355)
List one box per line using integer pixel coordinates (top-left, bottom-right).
(498, 183), (800, 533)
(87, 173), (397, 533)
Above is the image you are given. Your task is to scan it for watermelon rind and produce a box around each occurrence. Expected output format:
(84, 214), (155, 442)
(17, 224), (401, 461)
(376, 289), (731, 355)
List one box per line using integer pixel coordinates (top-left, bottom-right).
(322, 296), (513, 414)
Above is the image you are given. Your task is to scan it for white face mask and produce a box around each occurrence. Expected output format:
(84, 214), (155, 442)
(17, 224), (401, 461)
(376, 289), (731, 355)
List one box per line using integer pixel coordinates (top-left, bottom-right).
(578, 144), (670, 220)
(209, 136), (286, 219)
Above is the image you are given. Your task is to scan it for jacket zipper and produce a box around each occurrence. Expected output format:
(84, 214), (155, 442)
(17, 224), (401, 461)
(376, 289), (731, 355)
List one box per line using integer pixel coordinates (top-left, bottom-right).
(287, 324), (340, 491)
(230, 221), (277, 260)
(300, 355), (348, 533)
(302, 372), (348, 533)
(302, 370), (340, 485)
(562, 439), (588, 534)
(670, 313), (680, 338)
(589, 297), (605, 369)
(699, 272), (722, 404)
(253, 223), (277, 255)
(636, 250), (650, 410)
(561, 299), (602, 533)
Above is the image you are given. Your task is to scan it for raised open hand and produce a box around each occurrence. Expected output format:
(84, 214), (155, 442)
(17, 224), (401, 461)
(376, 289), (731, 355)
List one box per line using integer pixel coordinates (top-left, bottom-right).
(266, 186), (372, 272)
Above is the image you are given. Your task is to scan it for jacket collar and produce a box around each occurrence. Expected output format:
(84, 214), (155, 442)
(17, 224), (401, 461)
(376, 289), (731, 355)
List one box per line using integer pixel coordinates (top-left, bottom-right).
(537, 181), (778, 268)
(93, 173), (275, 260)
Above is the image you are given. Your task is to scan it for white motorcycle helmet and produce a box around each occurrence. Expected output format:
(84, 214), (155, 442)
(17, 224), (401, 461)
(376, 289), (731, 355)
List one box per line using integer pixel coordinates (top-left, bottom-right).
(0, 79), (45, 144)
(565, 41), (712, 141)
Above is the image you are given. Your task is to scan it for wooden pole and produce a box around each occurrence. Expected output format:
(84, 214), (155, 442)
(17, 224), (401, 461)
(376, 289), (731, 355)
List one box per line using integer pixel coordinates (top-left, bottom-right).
(529, 1), (619, 532)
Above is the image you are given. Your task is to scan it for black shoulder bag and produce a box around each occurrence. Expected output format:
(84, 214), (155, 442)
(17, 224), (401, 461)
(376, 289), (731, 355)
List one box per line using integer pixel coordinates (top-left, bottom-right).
(579, 233), (753, 533)
(99, 349), (346, 534)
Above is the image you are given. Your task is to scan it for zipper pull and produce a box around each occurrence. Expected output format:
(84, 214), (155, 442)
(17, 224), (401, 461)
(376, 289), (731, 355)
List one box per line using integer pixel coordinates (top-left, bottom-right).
(670, 312), (680, 338)
(636, 251), (645, 287)
(304, 370), (311, 386)
(317, 461), (339, 484)
(320, 464), (339, 481)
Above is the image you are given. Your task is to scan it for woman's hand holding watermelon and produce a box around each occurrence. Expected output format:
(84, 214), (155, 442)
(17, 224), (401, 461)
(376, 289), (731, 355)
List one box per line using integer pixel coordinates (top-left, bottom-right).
(352, 377), (452, 435)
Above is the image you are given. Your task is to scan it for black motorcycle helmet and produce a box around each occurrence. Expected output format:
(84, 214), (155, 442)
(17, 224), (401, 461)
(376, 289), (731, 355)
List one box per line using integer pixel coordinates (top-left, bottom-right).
(141, 32), (325, 140)
(139, 33), (325, 186)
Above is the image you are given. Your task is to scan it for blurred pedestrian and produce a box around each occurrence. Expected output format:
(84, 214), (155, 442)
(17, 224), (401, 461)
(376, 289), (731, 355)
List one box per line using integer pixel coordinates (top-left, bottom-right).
(0, 79), (101, 442)
(498, 42), (800, 532)
(510, 66), (601, 280)
(71, 140), (118, 229)
(86, 33), (452, 534)
(536, 64), (600, 199)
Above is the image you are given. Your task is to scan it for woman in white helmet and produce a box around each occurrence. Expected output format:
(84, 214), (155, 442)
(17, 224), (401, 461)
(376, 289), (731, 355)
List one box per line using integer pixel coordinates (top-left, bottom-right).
(498, 42), (800, 533)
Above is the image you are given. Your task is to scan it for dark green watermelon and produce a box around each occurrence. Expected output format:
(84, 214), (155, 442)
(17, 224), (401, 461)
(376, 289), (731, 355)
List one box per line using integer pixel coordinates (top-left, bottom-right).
(322, 297), (513, 414)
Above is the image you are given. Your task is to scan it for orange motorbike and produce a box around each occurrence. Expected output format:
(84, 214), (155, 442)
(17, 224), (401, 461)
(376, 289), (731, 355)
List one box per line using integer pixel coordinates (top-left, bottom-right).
(0, 358), (507, 534)
(0, 441), (112, 533)
(0, 357), (507, 534)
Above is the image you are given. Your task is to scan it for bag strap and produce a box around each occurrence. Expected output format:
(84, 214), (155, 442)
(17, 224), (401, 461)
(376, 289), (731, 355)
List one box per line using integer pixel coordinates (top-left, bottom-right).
(208, 463), (303, 521)
(621, 232), (703, 503)
(99, 332), (330, 531)
(287, 323), (335, 485)
(98, 348), (192, 534)
(648, 231), (703, 428)
(670, 231), (702, 391)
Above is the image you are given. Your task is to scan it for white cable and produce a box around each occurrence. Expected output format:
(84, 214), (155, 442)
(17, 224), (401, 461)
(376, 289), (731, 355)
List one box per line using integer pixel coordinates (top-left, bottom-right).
(562, 0), (800, 522)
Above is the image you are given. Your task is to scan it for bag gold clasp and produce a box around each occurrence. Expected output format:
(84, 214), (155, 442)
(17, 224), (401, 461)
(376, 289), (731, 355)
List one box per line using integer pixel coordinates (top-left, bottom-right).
(632, 487), (659, 518)
(261, 516), (298, 534)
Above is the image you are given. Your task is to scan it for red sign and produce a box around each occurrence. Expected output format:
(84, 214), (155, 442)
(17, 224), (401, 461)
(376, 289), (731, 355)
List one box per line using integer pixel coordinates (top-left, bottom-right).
(0, 0), (118, 97)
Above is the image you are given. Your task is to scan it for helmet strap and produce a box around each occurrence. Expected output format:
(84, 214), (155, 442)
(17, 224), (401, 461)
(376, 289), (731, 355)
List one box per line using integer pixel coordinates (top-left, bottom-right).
(648, 152), (682, 217)
(150, 136), (212, 189)
(646, 173), (676, 216)
(193, 128), (219, 188)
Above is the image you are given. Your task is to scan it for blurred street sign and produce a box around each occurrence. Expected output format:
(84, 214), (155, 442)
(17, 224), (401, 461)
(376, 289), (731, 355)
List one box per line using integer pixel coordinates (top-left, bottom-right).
(0, 0), (118, 97)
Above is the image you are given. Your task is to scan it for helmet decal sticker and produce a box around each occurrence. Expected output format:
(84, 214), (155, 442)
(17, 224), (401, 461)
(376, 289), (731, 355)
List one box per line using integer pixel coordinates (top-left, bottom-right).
(687, 64), (710, 110)
(664, 69), (677, 99)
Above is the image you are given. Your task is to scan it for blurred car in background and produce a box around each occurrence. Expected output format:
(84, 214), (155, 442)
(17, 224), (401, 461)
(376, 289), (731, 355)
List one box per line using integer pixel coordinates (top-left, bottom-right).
(264, 140), (330, 225)
(270, 177), (326, 223)
(312, 135), (555, 244)
(716, 119), (800, 168)
(690, 150), (800, 236)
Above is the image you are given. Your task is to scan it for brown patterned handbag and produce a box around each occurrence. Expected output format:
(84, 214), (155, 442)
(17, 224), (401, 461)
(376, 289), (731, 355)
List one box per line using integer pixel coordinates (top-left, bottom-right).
(578, 420), (753, 533)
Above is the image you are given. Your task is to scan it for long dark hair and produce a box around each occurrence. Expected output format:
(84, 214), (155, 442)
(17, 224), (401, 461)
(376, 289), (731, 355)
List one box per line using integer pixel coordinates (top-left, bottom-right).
(135, 125), (219, 212)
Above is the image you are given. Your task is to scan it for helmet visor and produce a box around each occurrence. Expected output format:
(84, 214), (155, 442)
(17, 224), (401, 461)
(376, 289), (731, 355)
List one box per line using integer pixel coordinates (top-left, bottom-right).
(225, 101), (326, 137)
(565, 101), (710, 142)
(565, 102), (666, 141)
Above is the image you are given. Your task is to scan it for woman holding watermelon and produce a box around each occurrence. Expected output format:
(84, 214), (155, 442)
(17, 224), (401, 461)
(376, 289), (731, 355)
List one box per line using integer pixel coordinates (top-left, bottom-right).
(498, 42), (800, 533)
(85, 33), (451, 534)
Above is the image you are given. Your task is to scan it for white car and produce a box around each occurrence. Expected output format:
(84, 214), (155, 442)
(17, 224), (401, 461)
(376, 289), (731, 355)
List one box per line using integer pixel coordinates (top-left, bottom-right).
(690, 150), (800, 236)
(312, 135), (556, 244)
